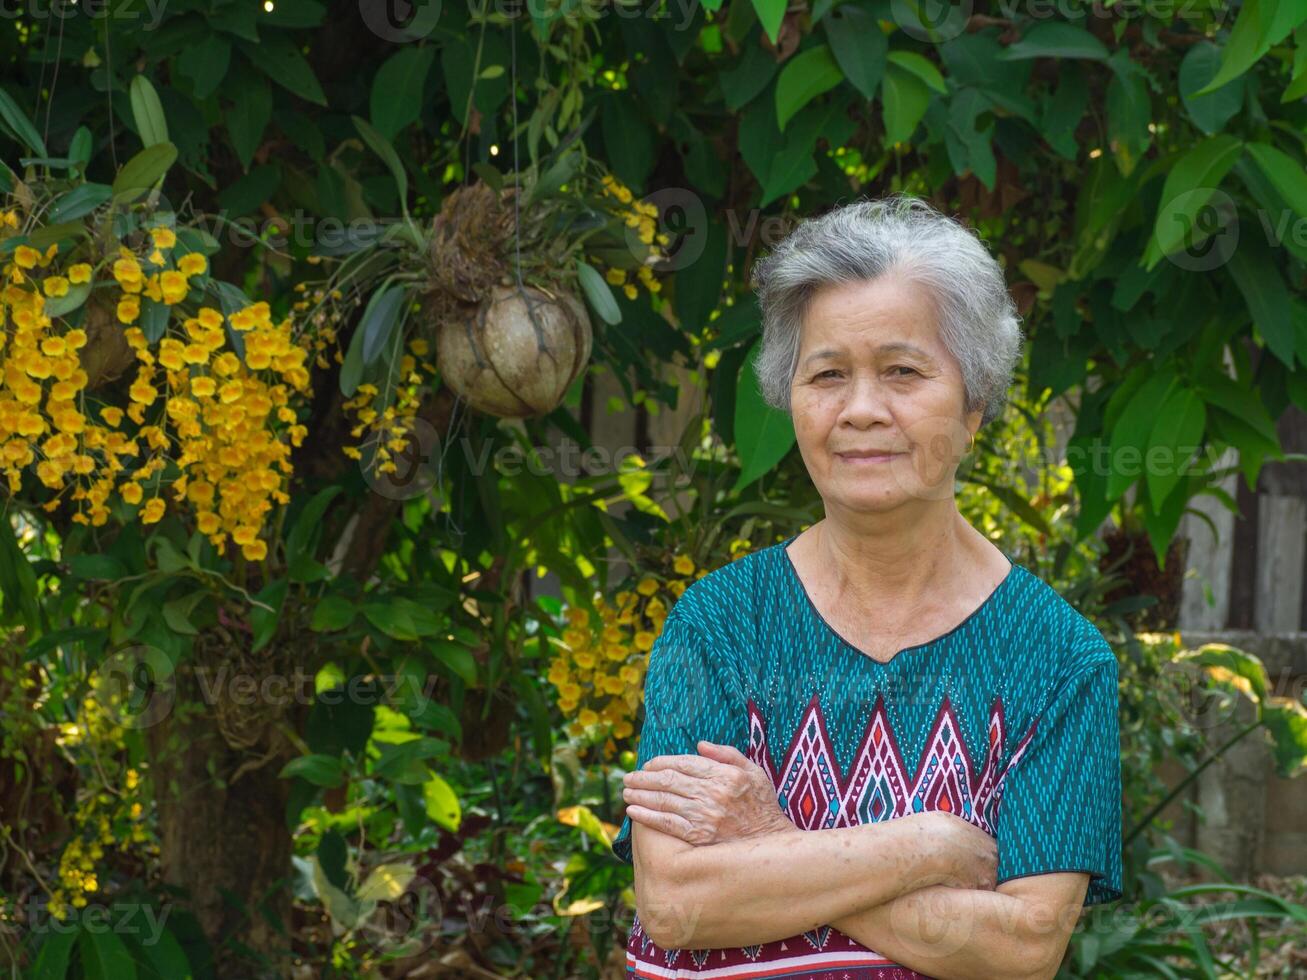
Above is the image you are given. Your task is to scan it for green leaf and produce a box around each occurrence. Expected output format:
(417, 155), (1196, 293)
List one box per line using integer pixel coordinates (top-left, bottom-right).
(352, 115), (408, 216)
(216, 163), (280, 217)
(721, 38), (778, 110)
(129, 75), (168, 148)
(286, 485), (342, 572)
(68, 126), (92, 171)
(48, 183), (112, 222)
(1106, 367), (1178, 501)
(339, 314), (367, 397)
(177, 35), (231, 100)
(44, 282), (91, 318)
(427, 638), (477, 685)
(881, 61), (932, 146)
(0, 513), (41, 631)
(1001, 21), (1110, 60)
(395, 782), (427, 835)
(237, 36), (326, 105)
(526, 147), (578, 205)
(1105, 56), (1151, 176)
(162, 591), (204, 635)
(111, 143), (178, 203)
(1175, 642), (1269, 703)
(1179, 42), (1244, 135)
(885, 51), (947, 94)
(68, 553), (129, 580)
(311, 596), (356, 632)
(127, 927), (192, 980)
(1195, 0), (1304, 95)
(1144, 134), (1243, 269)
(28, 222), (88, 249)
(380, 597), (444, 638)
(1285, 24), (1307, 101)
(311, 854), (362, 928)
(1227, 233), (1299, 367)
(371, 47), (436, 141)
(1146, 383), (1206, 509)
(1194, 370), (1280, 444)
(373, 737), (445, 783)
(29, 926), (77, 980)
(363, 599), (418, 640)
(422, 772), (462, 830)
(250, 577), (288, 653)
(732, 339), (795, 492)
(824, 3), (886, 100)
(1245, 142), (1307, 221)
(750, 0), (787, 45)
(967, 478), (1052, 537)
(280, 753), (345, 787)
(776, 45), (844, 132)
(357, 863), (416, 902)
(227, 76), (272, 171)
(1263, 698), (1307, 778)
(78, 928), (136, 980)
(140, 298), (170, 344)
(576, 259), (621, 325)
(0, 85), (47, 156)
(361, 283), (410, 364)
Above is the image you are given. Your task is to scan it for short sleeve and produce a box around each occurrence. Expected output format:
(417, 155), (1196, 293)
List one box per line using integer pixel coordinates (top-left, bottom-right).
(611, 607), (749, 865)
(995, 653), (1123, 905)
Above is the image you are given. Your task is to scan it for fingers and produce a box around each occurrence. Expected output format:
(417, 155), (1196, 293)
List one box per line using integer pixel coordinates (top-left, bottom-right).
(632, 754), (720, 780)
(623, 766), (703, 799)
(695, 741), (751, 767)
(625, 804), (694, 841)
(623, 787), (687, 815)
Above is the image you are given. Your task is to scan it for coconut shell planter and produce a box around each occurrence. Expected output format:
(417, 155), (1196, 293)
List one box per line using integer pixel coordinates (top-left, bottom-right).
(436, 283), (592, 419)
(302, 151), (669, 442)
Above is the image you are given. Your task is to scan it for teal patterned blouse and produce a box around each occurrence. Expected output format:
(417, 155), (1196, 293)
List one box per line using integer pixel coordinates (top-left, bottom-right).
(611, 533), (1123, 979)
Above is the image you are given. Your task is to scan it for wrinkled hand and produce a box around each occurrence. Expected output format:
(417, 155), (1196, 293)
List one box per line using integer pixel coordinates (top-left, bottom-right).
(926, 811), (998, 891)
(622, 741), (796, 846)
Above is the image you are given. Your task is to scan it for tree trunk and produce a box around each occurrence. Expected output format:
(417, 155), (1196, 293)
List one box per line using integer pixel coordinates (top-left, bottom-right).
(146, 626), (303, 977)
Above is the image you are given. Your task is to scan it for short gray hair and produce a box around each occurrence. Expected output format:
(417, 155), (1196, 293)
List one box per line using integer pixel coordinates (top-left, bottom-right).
(748, 194), (1024, 429)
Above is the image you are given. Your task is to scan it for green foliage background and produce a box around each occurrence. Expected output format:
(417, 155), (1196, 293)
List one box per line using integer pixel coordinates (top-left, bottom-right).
(2, 0), (1307, 977)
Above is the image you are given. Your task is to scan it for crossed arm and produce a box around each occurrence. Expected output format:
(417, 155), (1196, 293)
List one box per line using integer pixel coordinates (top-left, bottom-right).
(625, 746), (1089, 980)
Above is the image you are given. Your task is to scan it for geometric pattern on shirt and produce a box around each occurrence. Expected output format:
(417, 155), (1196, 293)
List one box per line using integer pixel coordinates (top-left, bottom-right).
(747, 690), (1038, 835)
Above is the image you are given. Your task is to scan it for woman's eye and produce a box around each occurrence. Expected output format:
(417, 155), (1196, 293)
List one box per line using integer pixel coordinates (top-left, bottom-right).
(815, 370), (840, 380)
(891, 365), (917, 377)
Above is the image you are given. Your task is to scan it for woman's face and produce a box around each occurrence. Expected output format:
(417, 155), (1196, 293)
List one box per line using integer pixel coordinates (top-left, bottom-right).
(789, 275), (982, 513)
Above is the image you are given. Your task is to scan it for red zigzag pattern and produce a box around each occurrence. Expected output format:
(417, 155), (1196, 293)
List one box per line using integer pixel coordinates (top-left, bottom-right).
(747, 691), (1038, 833)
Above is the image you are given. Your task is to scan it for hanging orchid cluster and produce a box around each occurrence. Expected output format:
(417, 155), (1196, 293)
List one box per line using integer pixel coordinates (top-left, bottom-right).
(292, 141), (673, 474)
(0, 191), (314, 562)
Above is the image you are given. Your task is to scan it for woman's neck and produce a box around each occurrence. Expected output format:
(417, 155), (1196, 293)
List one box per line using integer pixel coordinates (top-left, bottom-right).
(802, 505), (988, 611)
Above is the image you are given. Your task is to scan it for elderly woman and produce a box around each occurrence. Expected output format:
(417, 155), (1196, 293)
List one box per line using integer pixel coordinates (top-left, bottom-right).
(608, 195), (1122, 980)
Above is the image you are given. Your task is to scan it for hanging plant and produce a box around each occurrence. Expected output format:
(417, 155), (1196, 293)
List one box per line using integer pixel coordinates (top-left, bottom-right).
(297, 121), (671, 477)
(0, 83), (315, 562)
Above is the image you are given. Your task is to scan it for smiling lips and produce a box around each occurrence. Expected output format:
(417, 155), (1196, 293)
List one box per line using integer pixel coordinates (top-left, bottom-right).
(836, 450), (902, 462)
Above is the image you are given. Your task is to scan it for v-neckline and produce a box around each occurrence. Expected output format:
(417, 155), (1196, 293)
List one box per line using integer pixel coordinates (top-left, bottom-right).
(778, 533), (1018, 666)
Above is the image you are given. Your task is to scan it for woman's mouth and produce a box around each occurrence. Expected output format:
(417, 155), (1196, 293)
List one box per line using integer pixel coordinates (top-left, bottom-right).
(836, 451), (902, 464)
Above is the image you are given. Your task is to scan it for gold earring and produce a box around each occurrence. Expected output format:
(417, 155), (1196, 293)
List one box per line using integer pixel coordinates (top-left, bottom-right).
(966, 431), (976, 454)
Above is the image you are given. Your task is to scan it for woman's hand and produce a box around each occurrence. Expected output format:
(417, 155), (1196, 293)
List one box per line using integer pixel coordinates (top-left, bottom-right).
(922, 811), (999, 891)
(622, 740), (796, 846)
